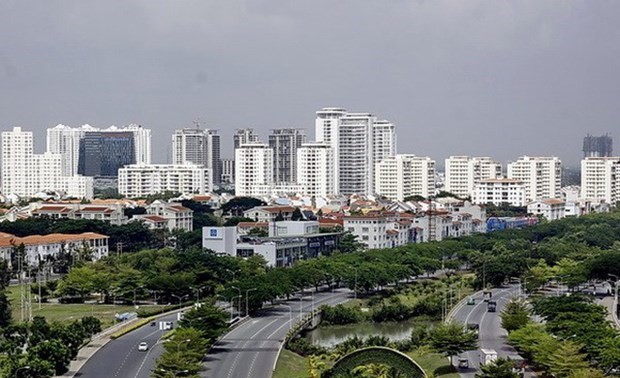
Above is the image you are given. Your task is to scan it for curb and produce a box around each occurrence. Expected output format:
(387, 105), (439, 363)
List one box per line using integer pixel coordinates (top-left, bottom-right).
(446, 289), (484, 323)
(54, 306), (192, 378)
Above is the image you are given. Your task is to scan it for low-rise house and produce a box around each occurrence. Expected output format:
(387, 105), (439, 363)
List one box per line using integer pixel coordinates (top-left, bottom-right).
(134, 200), (194, 232)
(243, 206), (296, 222)
(527, 199), (566, 221)
(0, 232), (109, 266)
(29, 203), (126, 225)
(202, 221), (341, 267)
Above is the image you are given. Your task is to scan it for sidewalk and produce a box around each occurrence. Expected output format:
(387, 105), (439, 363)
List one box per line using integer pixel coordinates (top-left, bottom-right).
(54, 306), (192, 378)
(600, 296), (620, 329)
(54, 317), (143, 378)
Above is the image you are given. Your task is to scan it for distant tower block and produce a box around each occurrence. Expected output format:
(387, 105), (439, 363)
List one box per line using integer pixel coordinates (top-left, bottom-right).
(583, 134), (613, 158)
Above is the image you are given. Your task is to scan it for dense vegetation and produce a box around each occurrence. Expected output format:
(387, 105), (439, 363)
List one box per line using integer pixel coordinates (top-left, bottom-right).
(3, 204), (620, 376)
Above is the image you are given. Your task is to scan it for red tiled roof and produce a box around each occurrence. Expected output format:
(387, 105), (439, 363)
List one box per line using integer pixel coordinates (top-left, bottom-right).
(0, 232), (108, 248)
(143, 215), (167, 222)
(237, 222), (269, 228)
(255, 206), (296, 214)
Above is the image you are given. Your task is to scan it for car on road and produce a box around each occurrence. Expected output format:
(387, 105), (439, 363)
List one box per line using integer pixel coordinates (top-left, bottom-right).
(487, 300), (497, 312)
(467, 323), (480, 336)
(138, 342), (148, 351)
(483, 291), (493, 302)
(458, 358), (469, 369)
(467, 297), (476, 305)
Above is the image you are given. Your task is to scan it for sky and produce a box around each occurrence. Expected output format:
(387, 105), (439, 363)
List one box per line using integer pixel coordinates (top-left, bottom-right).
(1, 0), (619, 167)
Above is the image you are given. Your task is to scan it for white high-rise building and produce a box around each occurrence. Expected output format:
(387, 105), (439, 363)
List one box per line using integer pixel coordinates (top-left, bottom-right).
(269, 128), (306, 183)
(315, 107), (396, 196)
(2, 127), (93, 199)
(297, 142), (334, 198)
(235, 143), (273, 197)
(581, 157), (620, 205)
(373, 120), (397, 165)
(507, 156), (562, 202)
(47, 124), (97, 176)
(118, 164), (212, 198)
(125, 124), (151, 165)
(220, 159), (235, 184)
(233, 128), (259, 149)
(46, 124), (151, 175)
(472, 178), (527, 206)
(375, 155), (435, 201)
(171, 127), (221, 184)
(444, 156), (502, 198)
(2, 127), (33, 195)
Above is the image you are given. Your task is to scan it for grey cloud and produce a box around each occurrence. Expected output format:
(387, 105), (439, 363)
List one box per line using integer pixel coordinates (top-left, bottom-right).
(1, 0), (619, 165)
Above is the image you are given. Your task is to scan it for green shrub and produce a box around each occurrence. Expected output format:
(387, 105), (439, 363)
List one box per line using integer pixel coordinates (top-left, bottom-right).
(321, 304), (362, 325)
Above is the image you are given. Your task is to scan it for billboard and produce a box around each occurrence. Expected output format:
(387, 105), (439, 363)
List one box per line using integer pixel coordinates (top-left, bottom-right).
(204, 227), (223, 240)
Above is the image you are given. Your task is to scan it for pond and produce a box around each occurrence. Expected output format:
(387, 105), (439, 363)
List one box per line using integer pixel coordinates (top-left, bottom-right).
(304, 319), (425, 348)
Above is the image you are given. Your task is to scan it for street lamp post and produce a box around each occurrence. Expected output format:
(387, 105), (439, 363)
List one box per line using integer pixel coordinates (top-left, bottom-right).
(280, 304), (293, 330)
(353, 267), (358, 300)
(226, 269), (236, 282)
(610, 274), (619, 318)
(190, 286), (205, 304)
(184, 316), (206, 328)
(157, 368), (189, 377)
(216, 294), (233, 322)
(245, 288), (257, 317)
(171, 294), (188, 305)
(14, 366), (31, 378)
(171, 338), (191, 352)
(231, 286), (242, 318)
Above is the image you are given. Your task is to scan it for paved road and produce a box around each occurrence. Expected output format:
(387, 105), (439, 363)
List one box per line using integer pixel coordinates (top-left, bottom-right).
(76, 312), (179, 378)
(202, 288), (352, 378)
(451, 286), (535, 378)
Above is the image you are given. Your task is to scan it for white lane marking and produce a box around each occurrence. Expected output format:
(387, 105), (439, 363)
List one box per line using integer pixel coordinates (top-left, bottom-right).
(133, 328), (170, 378)
(113, 328), (163, 377)
(245, 317), (294, 378)
(226, 317), (281, 378)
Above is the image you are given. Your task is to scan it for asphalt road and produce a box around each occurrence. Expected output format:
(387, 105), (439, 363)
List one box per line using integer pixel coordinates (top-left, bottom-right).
(76, 312), (179, 378)
(202, 288), (352, 378)
(451, 286), (535, 378)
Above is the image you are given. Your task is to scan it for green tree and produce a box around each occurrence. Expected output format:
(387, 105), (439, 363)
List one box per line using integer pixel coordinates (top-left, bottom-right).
(597, 336), (620, 375)
(0, 259), (11, 289)
(291, 207), (304, 221)
(0, 290), (11, 328)
(547, 341), (589, 378)
(56, 266), (97, 300)
(247, 227), (268, 237)
(500, 299), (531, 333)
(177, 302), (228, 341)
(222, 217), (254, 227)
(555, 258), (587, 290)
(429, 322), (478, 364)
(29, 339), (71, 375)
(352, 363), (392, 378)
(524, 260), (553, 293)
(338, 232), (364, 253)
(475, 358), (519, 378)
(568, 368), (606, 378)
(221, 197), (265, 216)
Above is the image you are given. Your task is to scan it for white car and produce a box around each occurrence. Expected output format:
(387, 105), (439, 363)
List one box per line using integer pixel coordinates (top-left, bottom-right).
(138, 342), (148, 351)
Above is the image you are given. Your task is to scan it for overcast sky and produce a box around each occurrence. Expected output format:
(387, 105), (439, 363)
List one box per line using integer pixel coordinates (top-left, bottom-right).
(1, 0), (619, 167)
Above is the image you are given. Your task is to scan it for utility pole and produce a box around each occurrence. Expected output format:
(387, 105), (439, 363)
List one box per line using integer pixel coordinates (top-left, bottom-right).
(116, 242), (124, 257)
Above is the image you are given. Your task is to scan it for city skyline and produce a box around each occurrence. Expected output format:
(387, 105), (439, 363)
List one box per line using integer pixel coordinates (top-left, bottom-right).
(1, 2), (619, 166)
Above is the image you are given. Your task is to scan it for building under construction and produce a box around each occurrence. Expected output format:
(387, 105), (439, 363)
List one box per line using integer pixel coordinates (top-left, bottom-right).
(583, 134), (613, 158)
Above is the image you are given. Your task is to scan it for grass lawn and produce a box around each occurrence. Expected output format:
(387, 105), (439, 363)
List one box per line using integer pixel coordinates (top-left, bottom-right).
(273, 349), (309, 378)
(273, 349), (459, 378)
(6, 284), (164, 328)
(408, 350), (459, 378)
